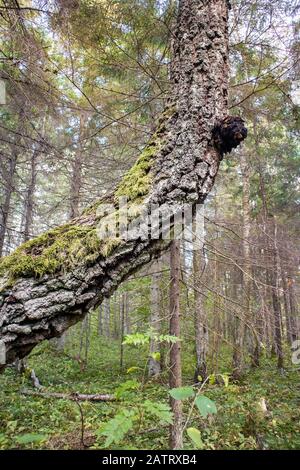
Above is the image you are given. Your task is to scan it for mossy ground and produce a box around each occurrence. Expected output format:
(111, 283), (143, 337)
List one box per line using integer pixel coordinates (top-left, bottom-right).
(0, 317), (299, 450)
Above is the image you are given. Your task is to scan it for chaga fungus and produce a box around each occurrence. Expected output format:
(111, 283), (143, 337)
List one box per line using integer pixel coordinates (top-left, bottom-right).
(213, 116), (247, 159)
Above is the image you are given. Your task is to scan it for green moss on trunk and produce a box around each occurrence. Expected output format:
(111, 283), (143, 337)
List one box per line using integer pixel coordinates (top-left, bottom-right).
(115, 104), (176, 201)
(115, 141), (158, 201)
(0, 222), (120, 284)
(0, 106), (176, 285)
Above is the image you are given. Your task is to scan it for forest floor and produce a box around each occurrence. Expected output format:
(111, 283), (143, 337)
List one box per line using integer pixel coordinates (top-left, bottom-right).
(1, 329), (300, 450)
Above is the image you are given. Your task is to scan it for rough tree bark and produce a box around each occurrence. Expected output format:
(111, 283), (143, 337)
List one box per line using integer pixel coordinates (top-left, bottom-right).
(0, 0), (246, 370)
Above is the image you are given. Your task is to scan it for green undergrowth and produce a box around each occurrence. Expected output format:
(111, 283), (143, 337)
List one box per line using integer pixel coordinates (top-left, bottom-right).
(0, 319), (299, 450)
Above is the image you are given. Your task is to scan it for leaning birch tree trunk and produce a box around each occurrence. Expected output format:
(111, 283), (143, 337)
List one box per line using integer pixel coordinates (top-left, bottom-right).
(0, 0), (247, 370)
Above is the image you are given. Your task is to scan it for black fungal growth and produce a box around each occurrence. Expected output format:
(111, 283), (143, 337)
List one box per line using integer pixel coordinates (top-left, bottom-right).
(213, 116), (247, 159)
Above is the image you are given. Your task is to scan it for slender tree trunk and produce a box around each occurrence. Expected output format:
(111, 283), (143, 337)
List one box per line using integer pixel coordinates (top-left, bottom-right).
(125, 292), (130, 335)
(193, 224), (208, 382)
(148, 259), (162, 377)
(69, 112), (87, 219)
(281, 269), (292, 345)
(181, 240), (190, 317)
(113, 293), (120, 339)
(271, 217), (284, 369)
(84, 313), (91, 364)
(103, 297), (111, 338)
(232, 154), (252, 375)
(231, 264), (241, 374)
(159, 258), (168, 372)
(79, 314), (88, 364)
(211, 201), (220, 372)
(0, 149), (18, 256)
(98, 304), (103, 336)
(120, 292), (126, 370)
(169, 240), (183, 450)
(23, 150), (39, 242)
(253, 117), (284, 368)
(287, 275), (298, 343)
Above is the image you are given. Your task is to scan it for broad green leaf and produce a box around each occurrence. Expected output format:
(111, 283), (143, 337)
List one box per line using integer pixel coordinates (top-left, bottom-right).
(187, 427), (203, 449)
(15, 433), (47, 444)
(169, 386), (194, 400)
(195, 395), (217, 418)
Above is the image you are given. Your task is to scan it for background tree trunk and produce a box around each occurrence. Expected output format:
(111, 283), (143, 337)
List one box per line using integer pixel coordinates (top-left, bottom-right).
(0, 148), (18, 256)
(69, 112), (87, 219)
(98, 304), (103, 336)
(103, 297), (111, 338)
(120, 292), (126, 370)
(193, 219), (208, 382)
(169, 240), (183, 450)
(287, 275), (298, 343)
(148, 259), (162, 377)
(233, 153), (252, 376)
(271, 217), (284, 369)
(23, 150), (38, 243)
